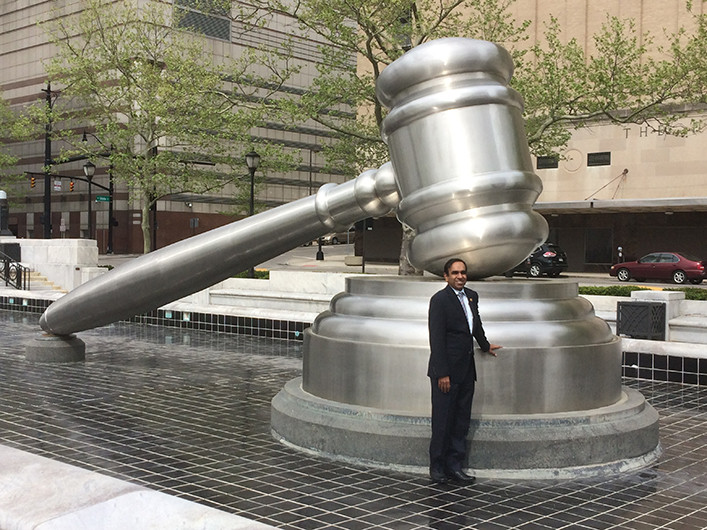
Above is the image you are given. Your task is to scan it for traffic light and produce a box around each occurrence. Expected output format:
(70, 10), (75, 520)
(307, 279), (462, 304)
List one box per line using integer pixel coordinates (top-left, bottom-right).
(69, 180), (74, 192)
(30, 176), (35, 188)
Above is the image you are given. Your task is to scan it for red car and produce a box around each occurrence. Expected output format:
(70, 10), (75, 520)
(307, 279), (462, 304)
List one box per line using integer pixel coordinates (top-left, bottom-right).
(610, 252), (705, 284)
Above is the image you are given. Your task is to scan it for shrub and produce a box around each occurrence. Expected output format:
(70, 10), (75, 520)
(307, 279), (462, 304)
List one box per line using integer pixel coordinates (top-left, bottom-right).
(579, 285), (707, 300)
(578, 286), (652, 297)
(664, 287), (707, 300)
(233, 269), (270, 279)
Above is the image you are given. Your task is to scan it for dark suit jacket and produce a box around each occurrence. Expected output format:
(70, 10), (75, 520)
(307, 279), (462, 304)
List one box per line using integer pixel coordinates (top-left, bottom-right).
(427, 285), (491, 383)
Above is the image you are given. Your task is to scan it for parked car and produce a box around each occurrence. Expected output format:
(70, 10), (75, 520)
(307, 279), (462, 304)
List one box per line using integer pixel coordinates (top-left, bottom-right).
(504, 243), (569, 278)
(610, 252), (705, 284)
(322, 228), (355, 245)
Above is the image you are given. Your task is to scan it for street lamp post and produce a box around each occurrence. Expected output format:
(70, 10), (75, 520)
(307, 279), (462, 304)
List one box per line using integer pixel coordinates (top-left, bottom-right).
(245, 150), (260, 279)
(83, 160), (96, 240)
(308, 148), (324, 261)
(82, 132), (114, 253)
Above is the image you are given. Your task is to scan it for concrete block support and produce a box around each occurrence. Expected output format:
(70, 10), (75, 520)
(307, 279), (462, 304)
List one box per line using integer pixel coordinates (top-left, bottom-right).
(271, 276), (661, 478)
(271, 378), (661, 480)
(25, 333), (86, 363)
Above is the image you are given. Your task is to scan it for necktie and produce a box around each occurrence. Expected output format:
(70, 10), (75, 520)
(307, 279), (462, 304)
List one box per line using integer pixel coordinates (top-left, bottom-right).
(457, 292), (474, 333)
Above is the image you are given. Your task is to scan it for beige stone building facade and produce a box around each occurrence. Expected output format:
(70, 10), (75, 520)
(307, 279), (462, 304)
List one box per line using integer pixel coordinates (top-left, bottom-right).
(534, 121), (707, 272)
(510, 0), (701, 55)
(0, 0), (349, 253)
(511, 0), (707, 270)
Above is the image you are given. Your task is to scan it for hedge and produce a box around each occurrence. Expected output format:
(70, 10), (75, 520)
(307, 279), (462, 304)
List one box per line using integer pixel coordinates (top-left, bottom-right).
(664, 287), (707, 300)
(579, 285), (707, 300)
(233, 269), (270, 279)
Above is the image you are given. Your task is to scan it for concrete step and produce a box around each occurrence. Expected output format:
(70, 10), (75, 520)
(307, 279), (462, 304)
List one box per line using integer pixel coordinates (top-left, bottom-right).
(28, 271), (67, 292)
(209, 289), (333, 314)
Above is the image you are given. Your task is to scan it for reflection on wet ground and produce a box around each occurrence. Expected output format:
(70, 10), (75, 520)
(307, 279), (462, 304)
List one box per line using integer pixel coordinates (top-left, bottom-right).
(1, 311), (707, 529)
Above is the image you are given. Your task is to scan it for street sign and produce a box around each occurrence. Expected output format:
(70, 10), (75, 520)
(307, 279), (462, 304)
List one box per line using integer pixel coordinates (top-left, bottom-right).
(95, 195), (110, 202)
(53, 180), (62, 191)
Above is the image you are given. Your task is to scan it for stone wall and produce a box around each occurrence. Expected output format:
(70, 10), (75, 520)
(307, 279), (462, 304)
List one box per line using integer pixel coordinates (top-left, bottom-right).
(15, 239), (104, 291)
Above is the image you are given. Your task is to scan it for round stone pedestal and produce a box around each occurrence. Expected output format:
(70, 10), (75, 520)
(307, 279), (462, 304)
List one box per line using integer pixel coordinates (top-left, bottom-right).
(271, 276), (661, 478)
(25, 334), (86, 363)
(272, 379), (660, 479)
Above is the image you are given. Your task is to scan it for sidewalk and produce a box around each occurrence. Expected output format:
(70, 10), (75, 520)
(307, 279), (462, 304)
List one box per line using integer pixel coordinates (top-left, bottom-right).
(97, 250), (611, 280)
(0, 445), (274, 530)
(97, 250), (401, 275)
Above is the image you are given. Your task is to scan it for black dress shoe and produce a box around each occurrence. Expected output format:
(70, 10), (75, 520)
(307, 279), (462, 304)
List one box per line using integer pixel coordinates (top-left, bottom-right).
(446, 469), (476, 485)
(429, 469), (448, 484)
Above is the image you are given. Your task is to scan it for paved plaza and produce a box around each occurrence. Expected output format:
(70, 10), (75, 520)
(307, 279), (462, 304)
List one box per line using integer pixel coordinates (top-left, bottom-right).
(1, 310), (707, 529)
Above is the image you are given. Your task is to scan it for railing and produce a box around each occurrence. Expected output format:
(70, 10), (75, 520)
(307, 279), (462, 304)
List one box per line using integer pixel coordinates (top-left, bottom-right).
(0, 250), (30, 291)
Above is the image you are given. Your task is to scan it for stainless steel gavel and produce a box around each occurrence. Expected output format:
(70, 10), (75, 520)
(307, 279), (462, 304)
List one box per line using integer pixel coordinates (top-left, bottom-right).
(40, 38), (547, 336)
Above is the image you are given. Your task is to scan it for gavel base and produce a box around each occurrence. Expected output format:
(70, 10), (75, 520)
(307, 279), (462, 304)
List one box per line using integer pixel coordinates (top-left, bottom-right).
(271, 276), (661, 478)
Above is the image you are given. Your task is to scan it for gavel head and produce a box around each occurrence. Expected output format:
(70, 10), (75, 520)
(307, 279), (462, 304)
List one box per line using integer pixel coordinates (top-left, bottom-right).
(376, 38), (548, 279)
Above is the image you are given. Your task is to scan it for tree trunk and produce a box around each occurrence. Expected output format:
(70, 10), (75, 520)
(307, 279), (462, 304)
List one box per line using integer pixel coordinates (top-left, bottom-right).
(398, 224), (423, 276)
(140, 195), (152, 254)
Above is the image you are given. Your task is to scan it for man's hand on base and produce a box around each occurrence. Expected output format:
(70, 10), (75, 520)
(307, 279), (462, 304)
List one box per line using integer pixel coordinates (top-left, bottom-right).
(487, 344), (502, 356)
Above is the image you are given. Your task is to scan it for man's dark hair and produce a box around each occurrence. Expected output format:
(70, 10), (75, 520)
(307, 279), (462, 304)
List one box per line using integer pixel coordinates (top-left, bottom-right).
(443, 258), (467, 275)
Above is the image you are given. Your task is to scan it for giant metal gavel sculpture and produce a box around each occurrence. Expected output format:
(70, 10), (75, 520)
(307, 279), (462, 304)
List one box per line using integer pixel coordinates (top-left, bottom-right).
(40, 38), (547, 337)
(378, 38), (547, 278)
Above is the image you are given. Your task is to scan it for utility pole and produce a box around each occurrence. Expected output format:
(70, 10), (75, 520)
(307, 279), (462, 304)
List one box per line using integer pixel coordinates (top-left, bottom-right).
(41, 82), (54, 239)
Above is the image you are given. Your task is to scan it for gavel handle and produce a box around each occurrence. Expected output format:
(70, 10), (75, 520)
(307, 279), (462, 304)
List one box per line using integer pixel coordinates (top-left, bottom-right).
(40, 164), (399, 336)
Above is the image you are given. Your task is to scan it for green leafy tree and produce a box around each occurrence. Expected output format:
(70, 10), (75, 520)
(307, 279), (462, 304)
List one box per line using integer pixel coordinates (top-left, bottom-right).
(261, 0), (531, 273)
(515, 13), (707, 158)
(259, 0), (707, 274)
(0, 91), (29, 199)
(42, 0), (296, 253)
(0, 93), (19, 174)
(269, 0), (707, 172)
(268, 0), (529, 178)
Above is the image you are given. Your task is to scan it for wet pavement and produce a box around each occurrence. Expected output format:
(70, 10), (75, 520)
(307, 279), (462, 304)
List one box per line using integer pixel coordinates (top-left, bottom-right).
(2, 311), (707, 529)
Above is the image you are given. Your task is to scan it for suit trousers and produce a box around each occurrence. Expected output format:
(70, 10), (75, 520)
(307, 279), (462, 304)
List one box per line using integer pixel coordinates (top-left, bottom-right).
(429, 372), (475, 474)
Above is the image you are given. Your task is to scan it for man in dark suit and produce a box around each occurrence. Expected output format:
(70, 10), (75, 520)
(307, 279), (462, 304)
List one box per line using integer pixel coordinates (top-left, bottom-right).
(428, 258), (501, 485)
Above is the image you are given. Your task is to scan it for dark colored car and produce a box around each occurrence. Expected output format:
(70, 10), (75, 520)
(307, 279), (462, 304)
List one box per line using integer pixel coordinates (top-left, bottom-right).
(610, 252), (705, 284)
(504, 243), (568, 278)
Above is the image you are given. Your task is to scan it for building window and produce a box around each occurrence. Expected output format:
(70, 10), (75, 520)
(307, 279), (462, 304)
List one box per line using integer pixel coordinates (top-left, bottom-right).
(536, 156), (559, 169)
(174, 0), (231, 42)
(587, 152), (611, 166)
